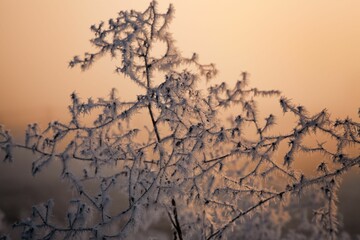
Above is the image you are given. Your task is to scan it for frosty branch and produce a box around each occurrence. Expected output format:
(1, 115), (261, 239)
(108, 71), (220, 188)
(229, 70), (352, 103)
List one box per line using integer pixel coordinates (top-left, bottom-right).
(0, 1), (359, 239)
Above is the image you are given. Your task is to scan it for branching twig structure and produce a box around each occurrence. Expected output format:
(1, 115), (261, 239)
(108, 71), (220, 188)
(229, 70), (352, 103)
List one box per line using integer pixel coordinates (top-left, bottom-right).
(0, 2), (359, 239)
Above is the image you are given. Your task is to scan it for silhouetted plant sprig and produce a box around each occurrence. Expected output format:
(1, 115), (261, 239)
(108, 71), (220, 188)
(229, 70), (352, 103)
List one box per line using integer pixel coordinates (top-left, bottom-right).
(0, 1), (359, 239)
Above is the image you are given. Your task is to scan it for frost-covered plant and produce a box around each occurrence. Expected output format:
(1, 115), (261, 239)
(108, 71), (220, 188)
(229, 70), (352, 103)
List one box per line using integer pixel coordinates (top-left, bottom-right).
(0, 1), (359, 239)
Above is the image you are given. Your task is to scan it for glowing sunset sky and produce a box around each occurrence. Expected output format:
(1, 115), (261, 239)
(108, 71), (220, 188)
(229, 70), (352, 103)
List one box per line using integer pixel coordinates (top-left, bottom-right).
(0, 0), (359, 132)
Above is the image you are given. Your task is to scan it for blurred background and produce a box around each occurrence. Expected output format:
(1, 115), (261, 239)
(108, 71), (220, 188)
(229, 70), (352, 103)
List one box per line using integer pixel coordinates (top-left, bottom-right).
(0, 0), (359, 237)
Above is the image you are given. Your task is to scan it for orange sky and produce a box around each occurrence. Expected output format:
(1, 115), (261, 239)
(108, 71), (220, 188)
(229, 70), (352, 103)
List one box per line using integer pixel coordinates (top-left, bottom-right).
(0, 0), (359, 134)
